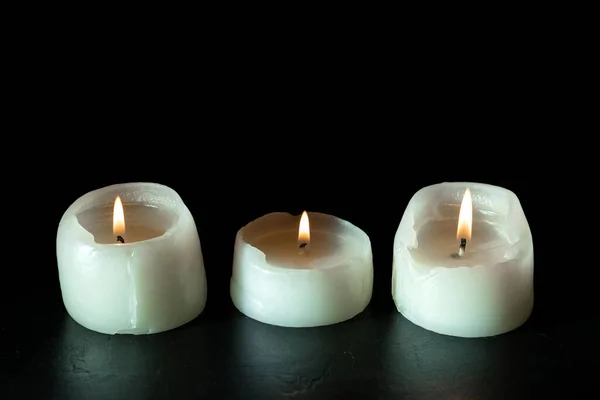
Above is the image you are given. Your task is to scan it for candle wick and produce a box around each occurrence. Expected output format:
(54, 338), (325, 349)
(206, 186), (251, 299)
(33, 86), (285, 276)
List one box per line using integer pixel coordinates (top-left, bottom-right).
(117, 235), (125, 244)
(457, 238), (466, 257)
(298, 242), (309, 255)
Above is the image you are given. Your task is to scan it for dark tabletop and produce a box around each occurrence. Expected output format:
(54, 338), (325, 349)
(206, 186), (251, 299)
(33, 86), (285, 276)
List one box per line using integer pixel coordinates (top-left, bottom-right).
(2, 264), (594, 400)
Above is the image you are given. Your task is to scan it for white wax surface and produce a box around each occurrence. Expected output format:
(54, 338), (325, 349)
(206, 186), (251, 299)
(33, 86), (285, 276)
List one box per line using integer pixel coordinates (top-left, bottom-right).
(392, 182), (534, 338)
(230, 212), (373, 328)
(56, 182), (207, 335)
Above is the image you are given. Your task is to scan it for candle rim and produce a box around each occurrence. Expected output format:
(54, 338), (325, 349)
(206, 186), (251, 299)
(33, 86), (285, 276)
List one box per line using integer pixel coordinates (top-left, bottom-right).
(238, 211), (370, 242)
(236, 211), (372, 271)
(394, 181), (532, 262)
(59, 182), (188, 246)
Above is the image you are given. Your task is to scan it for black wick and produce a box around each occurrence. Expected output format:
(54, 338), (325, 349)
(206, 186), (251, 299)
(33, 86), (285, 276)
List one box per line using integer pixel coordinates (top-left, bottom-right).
(458, 237), (466, 257)
(117, 235), (125, 244)
(299, 242), (308, 249)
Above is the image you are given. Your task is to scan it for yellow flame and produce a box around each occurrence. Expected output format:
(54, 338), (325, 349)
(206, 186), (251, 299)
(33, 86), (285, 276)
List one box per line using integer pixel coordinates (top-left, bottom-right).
(113, 196), (126, 238)
(298, 211), (310, 245)
(456, 188), (472, 240)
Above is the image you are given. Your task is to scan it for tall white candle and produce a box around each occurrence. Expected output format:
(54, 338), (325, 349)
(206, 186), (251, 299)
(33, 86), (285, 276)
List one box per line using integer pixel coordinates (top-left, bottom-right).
(56, 182), (207, 335)
(231, 212), (373, 328)
(392, 182), (533, 338)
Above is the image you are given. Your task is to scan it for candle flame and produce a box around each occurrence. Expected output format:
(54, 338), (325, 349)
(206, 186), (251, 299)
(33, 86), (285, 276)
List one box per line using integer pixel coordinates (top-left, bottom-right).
(113, 196), (126, 238)
(298, 211), (310, 246)
(457, 188), (472, 240)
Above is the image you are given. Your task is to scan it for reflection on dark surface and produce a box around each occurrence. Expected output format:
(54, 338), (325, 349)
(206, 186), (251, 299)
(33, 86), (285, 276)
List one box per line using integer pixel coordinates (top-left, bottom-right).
(4, 301), (576, 400)
(230, 308), (386, 398)
(53, 317), (156, 399)
(48, 311), (226, 399)
(379, 315), (566, 399)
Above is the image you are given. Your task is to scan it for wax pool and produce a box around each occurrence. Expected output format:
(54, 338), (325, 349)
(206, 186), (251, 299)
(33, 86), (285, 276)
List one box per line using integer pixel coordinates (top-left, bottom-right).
(230, 212), (373, 328)
(56, 182), (207, 335)
(392, 182), (534, 338)
(77, 203), (173, 243)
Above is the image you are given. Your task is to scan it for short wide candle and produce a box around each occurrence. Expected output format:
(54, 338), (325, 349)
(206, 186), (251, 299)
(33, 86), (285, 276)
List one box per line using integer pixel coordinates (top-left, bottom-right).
(230, 212), (373, 327)
(392, 182), (534, 338)
(56, 182), (207, 335)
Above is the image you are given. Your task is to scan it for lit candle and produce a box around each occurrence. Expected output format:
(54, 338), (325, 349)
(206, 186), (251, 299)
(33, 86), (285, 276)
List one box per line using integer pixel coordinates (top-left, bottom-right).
(230, 211), (373, 327)
(392, 182), (534, 338)
(56, 182), (207, 335)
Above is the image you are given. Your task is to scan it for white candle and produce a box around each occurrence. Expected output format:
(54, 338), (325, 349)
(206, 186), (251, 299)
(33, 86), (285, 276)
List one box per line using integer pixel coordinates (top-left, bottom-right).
(56, 182), (207, 335)
(230, 211), (373, 327)
(392, 182), (534, 338)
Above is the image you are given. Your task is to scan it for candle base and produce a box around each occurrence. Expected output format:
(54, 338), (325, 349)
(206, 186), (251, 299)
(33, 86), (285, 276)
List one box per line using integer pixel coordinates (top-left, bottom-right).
(57, 182), (208, 335)
(392, 182), (534, 338)
(394, 282), (534, 338)
(230, 212), (373, 328)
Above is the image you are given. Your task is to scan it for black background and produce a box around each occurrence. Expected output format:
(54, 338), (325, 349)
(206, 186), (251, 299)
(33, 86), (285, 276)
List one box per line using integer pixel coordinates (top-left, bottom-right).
(0, 39), (593, 398)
